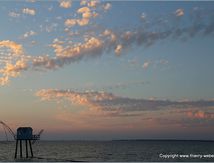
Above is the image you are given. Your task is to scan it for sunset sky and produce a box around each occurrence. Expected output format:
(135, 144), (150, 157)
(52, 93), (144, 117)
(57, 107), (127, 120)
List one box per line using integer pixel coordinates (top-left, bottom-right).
(0, 1), (214, 140)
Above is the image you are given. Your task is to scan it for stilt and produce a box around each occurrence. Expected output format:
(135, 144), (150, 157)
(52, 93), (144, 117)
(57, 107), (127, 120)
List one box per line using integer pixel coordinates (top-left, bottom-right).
(25, 140), (28, 158)
(15, 139), (18, 158)
(29, 140), (33, 158)
(20, 140), (22, 158)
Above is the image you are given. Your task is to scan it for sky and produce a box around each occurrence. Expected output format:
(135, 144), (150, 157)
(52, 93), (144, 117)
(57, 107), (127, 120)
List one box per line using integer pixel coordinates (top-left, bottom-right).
(0, 0), (214, 140)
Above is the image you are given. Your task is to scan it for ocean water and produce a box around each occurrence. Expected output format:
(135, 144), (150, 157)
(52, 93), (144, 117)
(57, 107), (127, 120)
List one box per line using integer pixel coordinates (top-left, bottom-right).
(0, 140), (214, 162)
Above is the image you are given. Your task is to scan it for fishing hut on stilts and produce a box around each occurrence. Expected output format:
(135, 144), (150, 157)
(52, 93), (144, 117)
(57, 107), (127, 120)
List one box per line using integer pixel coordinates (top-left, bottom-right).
(15, 127), (37, 158)
(0, 121), (43, 159)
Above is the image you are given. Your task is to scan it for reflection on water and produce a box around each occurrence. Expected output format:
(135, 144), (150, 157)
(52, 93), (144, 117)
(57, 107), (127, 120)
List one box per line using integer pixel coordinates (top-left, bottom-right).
(0, 140), (214, 162)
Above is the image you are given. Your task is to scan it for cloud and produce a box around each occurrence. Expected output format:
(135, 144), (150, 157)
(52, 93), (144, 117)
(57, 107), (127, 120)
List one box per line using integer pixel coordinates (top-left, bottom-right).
(32, 56), (58, 70)
(114, 44), (122, 55)
(77, 18), (90, 26)
(82, 11), (92, 19)
(35, 89), (109, 106)
(175, 8), (184, 17)
(80, 0), (87, 6)
(102, 29), (117, 43)
(65, 17), (93, 27)
(22, 30), (37, 39)
(22, 8), (36, 16)
(36, 89), (214, 116)
(142, 61), (150, 69)
(0, 76), (8, 86)
(187, 110), (214, 120)
(64, 6), (93, 27)
(77, 7), (90, 14)
(0, 59), (28, 77)
(8, 11), (20, 18)
(87, 0), (99, 8)
(152, 109), (214, 128)
(33, 37), (103, 69)
(64, 19), (77, 27)
(39, 23), (58, 33)
(0, 40), (23, 55)
(76, 7), (92, 25)
(0, 59), (28, 85)
(103, 3), (111, 11)
(54, 37), (103, 58)
(59, 0), (72, 8)
(0, 40), (28, 85)
(141, 12), (146, 20)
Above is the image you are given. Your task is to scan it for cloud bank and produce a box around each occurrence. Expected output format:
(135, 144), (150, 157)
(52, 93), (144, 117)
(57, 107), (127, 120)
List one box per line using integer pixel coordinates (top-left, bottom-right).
(36, 89), (214, 116)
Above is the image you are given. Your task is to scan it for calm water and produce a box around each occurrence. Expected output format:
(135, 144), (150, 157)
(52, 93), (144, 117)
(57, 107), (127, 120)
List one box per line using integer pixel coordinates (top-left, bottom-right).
(0, 140), (214, 162)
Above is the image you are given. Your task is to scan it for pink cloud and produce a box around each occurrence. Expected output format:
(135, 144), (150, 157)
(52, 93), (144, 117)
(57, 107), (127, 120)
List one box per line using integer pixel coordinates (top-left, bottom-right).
(187, 110), (214, 119)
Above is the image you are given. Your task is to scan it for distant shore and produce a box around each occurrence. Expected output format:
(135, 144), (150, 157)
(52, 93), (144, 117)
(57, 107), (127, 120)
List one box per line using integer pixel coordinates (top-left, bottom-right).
(1, 139), (214, 142)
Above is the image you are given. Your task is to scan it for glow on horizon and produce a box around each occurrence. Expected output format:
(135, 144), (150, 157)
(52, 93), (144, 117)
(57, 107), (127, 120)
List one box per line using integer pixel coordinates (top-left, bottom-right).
(0, 1), (214, 140)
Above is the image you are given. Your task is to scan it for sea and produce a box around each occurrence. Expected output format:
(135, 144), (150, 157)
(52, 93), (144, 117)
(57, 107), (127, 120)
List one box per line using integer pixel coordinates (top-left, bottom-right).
(0, 140), (214, 162)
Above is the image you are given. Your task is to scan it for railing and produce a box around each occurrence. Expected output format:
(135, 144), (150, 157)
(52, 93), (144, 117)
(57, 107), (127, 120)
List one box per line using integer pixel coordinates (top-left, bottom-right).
(32, 135), (40, 140)
(15, 135), (40, 140)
